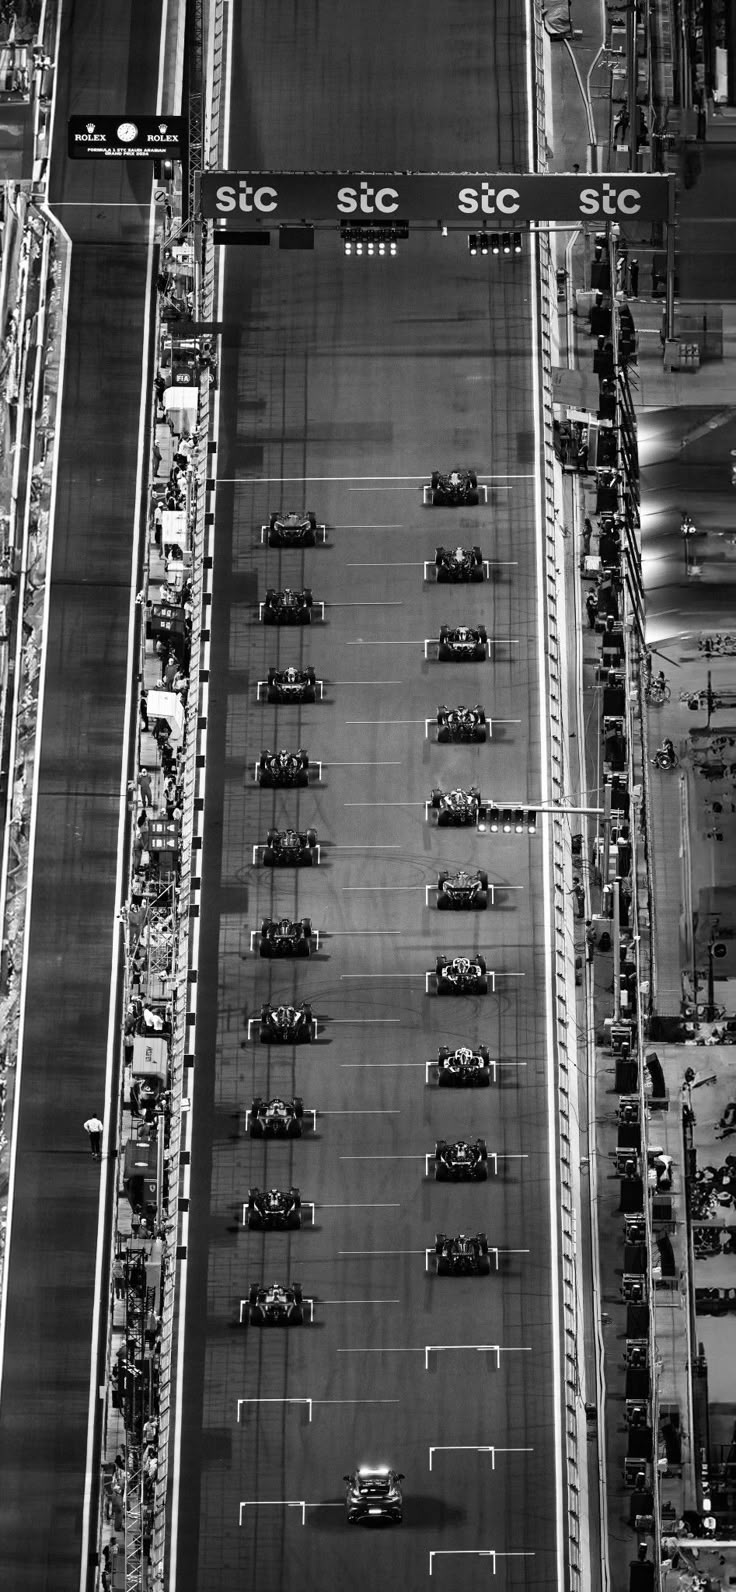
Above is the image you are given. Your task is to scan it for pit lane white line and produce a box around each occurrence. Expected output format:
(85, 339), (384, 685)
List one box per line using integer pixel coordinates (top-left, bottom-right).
(318, 1300), (401, 1305)
(334, 524), (404, 529)
(326, 930), (402, 935)
(340, 973), (427, 979)
(345, 718), (426, 725)
(345, 561), (425, 567)
(343, 801), (426, 807)
(341, 886), (424, 892)
(328, 1017), (402, 1022)
(317, 1202), (401, 1208)
(329, 680), (404, 685)
(339, 1250), (427, 1256)
(325, 600), (403, 606)
(319, 1109), (401, 1115)
(345, 639), (432, 645)
(339, 1155), (426, 1161)
(332, 843), (402, 848)
(323, 760), (403, 766)
(341, 1062), (426, 1068)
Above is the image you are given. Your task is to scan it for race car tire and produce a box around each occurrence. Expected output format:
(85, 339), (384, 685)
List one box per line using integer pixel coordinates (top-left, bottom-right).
(475, 892), (488, 910)
(292, 1097), (304, 1117)
(436, 1257), (450, 1276)
(467, 472), (478, 488)
(475, 955), (487, 973)
(290, 1307), (304, 1326)
(436, 726), (451, 743)
(437, 894), (449, 910)
(477, 871), (489, 891)
(477, 1254), (492, 1275)
(435, 1164), (449, 1181)
(305, 828), (318, 848)
(475, 1164), (489, 1181)
(430, 472), (440, 490)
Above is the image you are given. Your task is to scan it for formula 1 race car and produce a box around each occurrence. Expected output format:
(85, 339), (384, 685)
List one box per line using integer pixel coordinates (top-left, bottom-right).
(430, 787), (481, 827)
(434, 1139), (489, 1181)
(435, 1232), (491, 1275)
(262, 827), (318, 866)
(259, 1002), (314, 1043)
(344, 1467), (404, 1526)
(248, 1096), (304, 1138)
(438, 624), (488, 662)
(246, 1186), (302, 1230)
(258, 917), (313, 958)
(428, 469), (480, 507)
(435, 545), (484, 583)
(436, 703), (487, 743)
(266, 666), (317, 704)
(262, 587), (314, 625)
(435, 954), (488, 994)
(267, 510), (318, 548)
(436, 869), (489, 910)
(437, 1044), (492, 1086)
(247, 1281), (305, 1325)
(257, 748), (310, 788)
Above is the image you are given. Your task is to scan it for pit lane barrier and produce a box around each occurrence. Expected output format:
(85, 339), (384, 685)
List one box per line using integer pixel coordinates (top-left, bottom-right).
(256, 677), (325, 701)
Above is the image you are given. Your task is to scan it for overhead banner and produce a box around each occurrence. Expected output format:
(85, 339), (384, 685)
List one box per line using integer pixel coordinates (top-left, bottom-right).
(200, 171), (673, 224)
(68, 115), (186, 160)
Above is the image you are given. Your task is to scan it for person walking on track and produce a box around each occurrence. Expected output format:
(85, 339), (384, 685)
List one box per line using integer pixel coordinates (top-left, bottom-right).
(83, 1114), (104, 1160)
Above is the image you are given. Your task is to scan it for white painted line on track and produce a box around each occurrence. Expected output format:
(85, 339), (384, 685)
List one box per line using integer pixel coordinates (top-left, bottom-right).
(339, 1250), (427, 1256)
(428, 1445), (534, 1471)
(325, 760), (403, 767)
(341, 1062), (425, 1068)
(329, 680), (403, 685)
(318, 1202), (401, 1209)
(345, 561), (425, 567)
(326, 929), (402, 935)
(341, 973), (426, 979)
(429, 1550), (535, 1576)
(329, 1017), (402, 1023)
(318, 1301), (400, 1306)
(344, 801), (426, 807)
(332, 843), (402, 848)
(346, 638), (428, 645)
(339, 1155), (425, 1161)
(334, 524), (404, 529)
(319, 1109), (401, 1115)
(341, 886), (424, 892)
(326, 600), (403, 607)
(345, 718), (426, 725)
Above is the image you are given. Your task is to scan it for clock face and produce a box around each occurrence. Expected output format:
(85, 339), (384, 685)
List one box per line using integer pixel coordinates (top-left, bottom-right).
(117, 121), (138, 143)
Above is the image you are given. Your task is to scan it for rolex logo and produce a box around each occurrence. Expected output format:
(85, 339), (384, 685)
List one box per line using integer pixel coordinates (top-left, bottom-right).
(86, 122), (95, 132)
(159, 122), (167, 133)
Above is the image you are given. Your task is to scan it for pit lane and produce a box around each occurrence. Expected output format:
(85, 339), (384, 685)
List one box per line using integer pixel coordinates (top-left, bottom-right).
(173, 2), (562, 1588)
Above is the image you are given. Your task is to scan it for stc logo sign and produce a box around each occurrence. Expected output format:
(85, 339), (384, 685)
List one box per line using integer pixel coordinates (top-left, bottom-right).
(205, 174), (670, 223)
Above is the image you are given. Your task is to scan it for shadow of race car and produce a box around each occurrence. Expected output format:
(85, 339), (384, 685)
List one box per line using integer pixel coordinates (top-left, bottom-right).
(437, 869), (488, 910)
(259, 1002), (314, 1043)
(246, 1186), (302, 1230)
(430, 787), (481, 826)
(437, 1044), (492, 1086)
(263, 827), (318, 866)
(435, 1138), (488, 1181)
(436, 704), (486, 743)
(262, 587), (313, 624)
(428, 469), (479, 506)
(344, 1466), (404, 1526)
(247, 1281), (304, 1325)
(257, 748), (310, 787)
(267, 510), (317, 547)
(438, 624), (487, 662)
(436, 954), (488, 994)
(266, 666), (317, 704)
(435, 1232), (491, 1274)
(435, 545), (484, 582)
(258, 917), (312, 958)
(248, 1096), (304, 1138)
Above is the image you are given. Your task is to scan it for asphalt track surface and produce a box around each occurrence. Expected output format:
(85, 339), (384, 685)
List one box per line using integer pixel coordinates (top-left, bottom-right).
(176, 4), (562, 1591)
(0, 2), (161, 1586)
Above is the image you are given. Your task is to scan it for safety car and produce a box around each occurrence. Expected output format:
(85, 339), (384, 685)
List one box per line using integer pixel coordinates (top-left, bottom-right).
(344, 1466), (404, 1525)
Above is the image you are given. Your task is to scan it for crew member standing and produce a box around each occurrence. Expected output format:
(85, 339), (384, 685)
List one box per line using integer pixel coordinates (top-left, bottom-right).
(83, 1114), (104, 1160)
